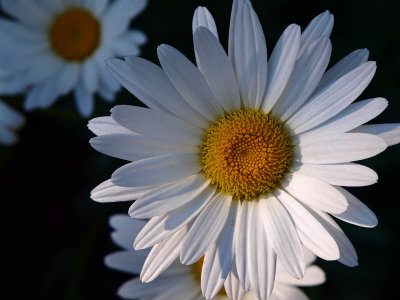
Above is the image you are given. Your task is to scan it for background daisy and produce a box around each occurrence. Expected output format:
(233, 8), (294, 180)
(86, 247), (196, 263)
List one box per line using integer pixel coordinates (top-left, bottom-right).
(106, 214), (325, 300)
(89, 0), (400, 298)
(0, 99), (24, 145)
(0, 0), (147, 116)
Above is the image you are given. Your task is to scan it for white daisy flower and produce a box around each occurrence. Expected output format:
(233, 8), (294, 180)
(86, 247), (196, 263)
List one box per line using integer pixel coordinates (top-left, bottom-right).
(0, 0), (148, 117)
(89, 0), (400, 299)
(106, 214), (325, 300)
(0, 99), (24, 145)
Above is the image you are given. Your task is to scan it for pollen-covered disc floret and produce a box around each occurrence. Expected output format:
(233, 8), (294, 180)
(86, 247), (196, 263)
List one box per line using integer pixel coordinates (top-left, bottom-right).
(201, 109), (293, 200)
(49, 8), (101, 61)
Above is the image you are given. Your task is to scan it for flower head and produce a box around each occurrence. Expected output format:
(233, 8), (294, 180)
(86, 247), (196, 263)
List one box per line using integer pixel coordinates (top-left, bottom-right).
(0, 0), (148, 116)
(106, 215), (325, 300)
(90, 0), (400, 299)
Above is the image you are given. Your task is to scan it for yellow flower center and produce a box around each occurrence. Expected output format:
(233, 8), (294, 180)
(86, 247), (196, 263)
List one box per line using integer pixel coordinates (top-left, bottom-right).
(49, 8), (101, 61)
(200, 109), (293, 200)
(192, 257), (226, 296)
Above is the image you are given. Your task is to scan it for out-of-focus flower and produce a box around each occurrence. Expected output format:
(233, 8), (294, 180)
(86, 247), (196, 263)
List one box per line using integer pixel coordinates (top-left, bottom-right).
(89, 0), (400, 299)
(106, 214), (325, 300)
(0, 0), (148, 116)
(0, 99), (24, 145)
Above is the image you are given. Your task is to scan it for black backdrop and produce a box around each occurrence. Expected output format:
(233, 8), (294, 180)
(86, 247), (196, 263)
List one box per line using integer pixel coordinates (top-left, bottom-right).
(1, 0), (399, 299)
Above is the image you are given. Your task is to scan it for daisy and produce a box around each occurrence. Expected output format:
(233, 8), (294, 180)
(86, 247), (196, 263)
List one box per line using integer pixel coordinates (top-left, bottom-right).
(0, 0), (148, 116)
(105, 214), (325, 300)
(89, 0), (400, 299)
(0, 99), (24, 145)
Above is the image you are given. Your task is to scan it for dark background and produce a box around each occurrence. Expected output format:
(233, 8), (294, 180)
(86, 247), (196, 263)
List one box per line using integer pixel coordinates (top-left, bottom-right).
(1, 0), (399, 299)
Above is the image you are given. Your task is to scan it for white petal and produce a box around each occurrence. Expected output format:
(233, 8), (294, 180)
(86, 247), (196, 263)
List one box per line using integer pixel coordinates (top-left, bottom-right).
(133, 186), (215, 250)
(2, 0), (51, 29)
(193, 27), (241, 112)
(259, 195), (305, 279)
(90, 133), (197, 162)
(151, 279), (200, 300)
(332, 187), (378, 228)
(351, 123), (400, 146)
(111, 30), (146, 55)
(82, 59), (98, 93)
(111, 229), (146, 249)
(201, 200), (238, 299)
(296, 133), (387, 164)
(112, 154), (201, 187)
(270, 284), (308, 300)
(305, 207), (358, 267)
(0, 100), (24, 128)
(54, 63), (80, 96)
(91, 179), (153, 203)
(272, 37), (331, 121)
(109, 214), (146, 233)
(262, 24), (300, 113)
(298, 10), (334, 58)
(303, 248), (317, 266)
(234, 3), (268, 109)
(234, 201), (251, 291)
(282, 173), (347, 214)
(315, 48), (369, 93)
(295, 162), (378, 187)
(276, 265), (325, 286)
(74, 84), (94, 117)
(105, 250), (146, 274)
(129, 175), (210, 218)
(228, 0), (253, 70)
(24, 52), (64, 86)
(111, 105), (203, 146)
(83, 0), (108, 16)
(124, 56), (210, 129)
(298, 97), (388, 138)
(108, 214), (149, 250)
(0, 126), (17, 145)
(201, 244), (223, 299)
(118, 276), (189, 299)
(248, 201), (276, 299)
(97, 52), (121, 94)
(0, 19), (46, 44)
(193, 6), (219, 39)
(181, 193), (232, 264)
(241, 291), (258, 300)
(275, 188), (339, 260)
(0, 73), (29, 95)
(106, 58), (170, 112)
(157, 44), (223, 121)
(287, 61), (377, 134)
(88, 116), (132, 136)
(224, 263), (246, 300)
(24, 80), (60, 111)
(103, 0), (147, 38)
(140, 226), (187, 282)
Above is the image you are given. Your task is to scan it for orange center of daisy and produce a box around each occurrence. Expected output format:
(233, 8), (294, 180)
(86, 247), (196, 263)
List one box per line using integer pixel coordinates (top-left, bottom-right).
(192, 257), (226, 296)
(49, 8), (101, 61)
(200, 109), (293, 200)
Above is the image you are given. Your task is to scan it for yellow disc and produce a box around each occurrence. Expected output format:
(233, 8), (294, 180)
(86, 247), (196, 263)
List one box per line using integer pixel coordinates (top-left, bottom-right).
(49, 8), (101, 61)
(201, 109), (293, 200)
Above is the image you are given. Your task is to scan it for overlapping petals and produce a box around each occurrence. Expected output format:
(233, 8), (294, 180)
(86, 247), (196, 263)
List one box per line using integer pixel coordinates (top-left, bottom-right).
(0, 0), (148, 116)
(90, 0), (399, 299)
(105, 215), (325, 300)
